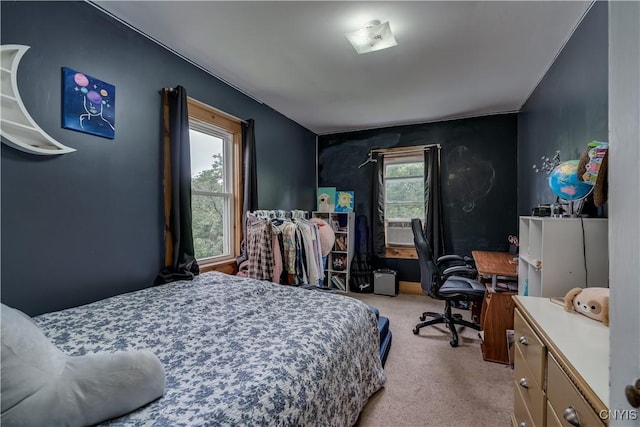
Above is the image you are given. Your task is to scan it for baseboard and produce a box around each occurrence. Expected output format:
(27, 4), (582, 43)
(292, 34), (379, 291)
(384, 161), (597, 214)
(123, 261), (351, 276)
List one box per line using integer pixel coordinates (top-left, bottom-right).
(399, 281), (422, 295)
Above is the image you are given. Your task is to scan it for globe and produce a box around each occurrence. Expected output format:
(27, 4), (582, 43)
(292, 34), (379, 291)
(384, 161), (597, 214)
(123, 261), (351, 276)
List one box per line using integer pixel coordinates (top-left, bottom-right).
(548, 160), (593, 201)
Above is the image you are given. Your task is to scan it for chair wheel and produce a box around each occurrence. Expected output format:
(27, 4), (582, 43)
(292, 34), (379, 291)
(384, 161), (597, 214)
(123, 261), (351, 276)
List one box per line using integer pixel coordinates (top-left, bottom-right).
(419, 314), (426, 321)
(412, 328), (420, 335)
(450, 339), (459, 347)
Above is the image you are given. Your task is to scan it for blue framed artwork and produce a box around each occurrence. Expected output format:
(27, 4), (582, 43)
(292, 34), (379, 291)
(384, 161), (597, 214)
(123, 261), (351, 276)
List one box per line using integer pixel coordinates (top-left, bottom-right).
(335, 191), (354, 212)
(62, 67), (115, 139)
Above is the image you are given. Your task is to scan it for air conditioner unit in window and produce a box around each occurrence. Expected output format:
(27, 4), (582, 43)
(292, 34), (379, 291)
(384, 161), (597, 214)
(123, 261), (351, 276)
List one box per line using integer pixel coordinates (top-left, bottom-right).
(385, 220), (415, 246)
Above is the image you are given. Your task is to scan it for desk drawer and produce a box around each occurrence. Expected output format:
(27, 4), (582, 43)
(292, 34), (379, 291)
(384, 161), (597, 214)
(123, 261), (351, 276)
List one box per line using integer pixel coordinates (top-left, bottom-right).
(514, 308), (546, 388)
(547, 353), (605, 427)
(514, 344), (545, 427)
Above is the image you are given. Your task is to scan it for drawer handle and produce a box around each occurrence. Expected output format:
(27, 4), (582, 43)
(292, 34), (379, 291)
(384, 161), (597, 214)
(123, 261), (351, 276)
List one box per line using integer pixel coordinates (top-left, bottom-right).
(518, 336), (528, 345)
(518, 377), (529, 389)
(563, 406), (581, 426)
(518, 422), (527, 427)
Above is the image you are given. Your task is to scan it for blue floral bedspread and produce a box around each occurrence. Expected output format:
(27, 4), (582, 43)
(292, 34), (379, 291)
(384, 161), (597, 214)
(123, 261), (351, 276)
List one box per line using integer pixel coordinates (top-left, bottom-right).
(34, 272), (386, 426)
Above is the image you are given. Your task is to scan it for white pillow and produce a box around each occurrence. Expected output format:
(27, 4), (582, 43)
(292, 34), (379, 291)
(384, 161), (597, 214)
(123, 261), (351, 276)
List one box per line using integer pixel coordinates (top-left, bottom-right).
(1, 303), (165, 426)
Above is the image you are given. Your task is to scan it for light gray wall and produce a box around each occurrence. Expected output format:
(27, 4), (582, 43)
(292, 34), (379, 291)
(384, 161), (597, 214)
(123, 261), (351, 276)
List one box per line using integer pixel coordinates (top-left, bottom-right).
(608, 1), (640, 421)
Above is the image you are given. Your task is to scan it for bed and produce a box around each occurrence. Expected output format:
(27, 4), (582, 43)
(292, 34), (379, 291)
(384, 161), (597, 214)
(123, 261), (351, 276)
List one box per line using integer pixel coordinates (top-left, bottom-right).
(31, 271), (386, 426)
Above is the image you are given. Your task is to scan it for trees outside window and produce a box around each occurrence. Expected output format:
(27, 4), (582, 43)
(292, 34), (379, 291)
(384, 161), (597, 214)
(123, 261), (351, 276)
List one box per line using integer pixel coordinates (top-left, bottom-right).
(190, 128), (230, 260)
(188, 98), (242, 267)
(384, 156), (424, 246)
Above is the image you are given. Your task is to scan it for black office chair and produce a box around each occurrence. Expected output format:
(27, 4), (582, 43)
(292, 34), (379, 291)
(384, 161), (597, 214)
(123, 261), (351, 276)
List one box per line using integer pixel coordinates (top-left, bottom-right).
(411, 218), (485, 347)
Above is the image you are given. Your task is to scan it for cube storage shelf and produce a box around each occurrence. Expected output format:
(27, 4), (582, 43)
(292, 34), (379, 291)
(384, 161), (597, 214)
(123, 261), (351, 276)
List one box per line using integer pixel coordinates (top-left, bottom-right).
(517, 216), (608, 298)
(312, 211), (355, 292)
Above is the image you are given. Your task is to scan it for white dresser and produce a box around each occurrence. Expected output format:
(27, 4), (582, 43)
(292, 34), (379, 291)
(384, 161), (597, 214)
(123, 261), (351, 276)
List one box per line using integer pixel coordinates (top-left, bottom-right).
(512, 296), (609, 426)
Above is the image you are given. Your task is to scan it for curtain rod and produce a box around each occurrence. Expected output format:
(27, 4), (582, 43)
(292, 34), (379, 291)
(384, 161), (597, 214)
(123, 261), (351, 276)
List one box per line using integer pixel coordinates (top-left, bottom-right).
(370, 144), (441, 156)
(358, 144), (441, 168)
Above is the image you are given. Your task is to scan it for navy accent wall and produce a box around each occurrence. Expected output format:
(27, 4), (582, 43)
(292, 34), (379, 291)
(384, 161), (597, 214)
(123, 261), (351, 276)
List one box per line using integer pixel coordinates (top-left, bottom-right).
(518, 2), (608, 216)
(1, 1), (316, 316)
(318, 114), (518, 282)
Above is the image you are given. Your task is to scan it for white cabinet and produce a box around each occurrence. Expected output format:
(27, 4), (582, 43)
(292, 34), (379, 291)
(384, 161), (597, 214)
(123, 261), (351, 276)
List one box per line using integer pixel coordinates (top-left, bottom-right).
(512, 297), (609, 427)
(312, 212), (355, 292)
(518, 216), (608, 298)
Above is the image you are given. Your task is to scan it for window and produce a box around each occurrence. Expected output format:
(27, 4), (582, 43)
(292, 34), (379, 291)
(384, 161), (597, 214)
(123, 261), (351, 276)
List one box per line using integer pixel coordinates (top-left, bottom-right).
(384, 154), (424, 247)
(188, 98), (242, 268)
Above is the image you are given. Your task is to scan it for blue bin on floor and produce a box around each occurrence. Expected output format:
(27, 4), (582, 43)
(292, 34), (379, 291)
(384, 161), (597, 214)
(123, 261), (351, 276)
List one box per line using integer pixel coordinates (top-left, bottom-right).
(369, 306), (392, 367)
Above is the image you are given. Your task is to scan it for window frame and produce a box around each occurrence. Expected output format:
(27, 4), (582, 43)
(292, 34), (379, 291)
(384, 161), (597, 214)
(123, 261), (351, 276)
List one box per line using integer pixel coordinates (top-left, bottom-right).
(381, 149), (425, 259)
(187, 97), (243, 274)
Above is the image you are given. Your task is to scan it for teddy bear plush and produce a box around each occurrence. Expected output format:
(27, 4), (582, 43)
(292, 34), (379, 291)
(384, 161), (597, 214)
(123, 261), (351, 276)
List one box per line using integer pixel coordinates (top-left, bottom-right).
(564, 287), (610, 326)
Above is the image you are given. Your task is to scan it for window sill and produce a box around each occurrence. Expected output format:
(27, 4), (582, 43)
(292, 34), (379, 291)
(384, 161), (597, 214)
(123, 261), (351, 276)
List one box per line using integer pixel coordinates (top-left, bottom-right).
(385, 247), (418, 260)
(198, 259), (237, 275)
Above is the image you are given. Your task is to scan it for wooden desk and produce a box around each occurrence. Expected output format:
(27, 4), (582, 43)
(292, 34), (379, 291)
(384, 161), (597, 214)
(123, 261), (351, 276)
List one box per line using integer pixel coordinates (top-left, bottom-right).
(472, 251), (518, 365)
(479, 286), (516, 364)
(471, 250), (518, 288)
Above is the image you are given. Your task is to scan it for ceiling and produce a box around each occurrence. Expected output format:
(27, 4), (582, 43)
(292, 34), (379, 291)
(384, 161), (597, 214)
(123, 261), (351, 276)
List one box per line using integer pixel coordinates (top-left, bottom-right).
(92, 1), (592, 135)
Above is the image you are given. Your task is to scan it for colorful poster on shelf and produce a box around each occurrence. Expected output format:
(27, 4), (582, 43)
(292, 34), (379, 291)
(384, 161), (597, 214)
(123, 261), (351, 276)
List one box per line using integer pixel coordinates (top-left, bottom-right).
(317, 187), (336, 212)
(335, 191), (354, 212)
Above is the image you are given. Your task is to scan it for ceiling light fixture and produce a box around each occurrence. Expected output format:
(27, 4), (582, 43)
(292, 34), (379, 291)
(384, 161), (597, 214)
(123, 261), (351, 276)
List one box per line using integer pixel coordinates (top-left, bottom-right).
(346, 20), (398, 54)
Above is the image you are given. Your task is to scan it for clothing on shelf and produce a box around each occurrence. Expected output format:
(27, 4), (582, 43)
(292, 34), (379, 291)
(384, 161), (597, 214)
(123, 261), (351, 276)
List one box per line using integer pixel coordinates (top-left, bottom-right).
(243, 210), (324, 286)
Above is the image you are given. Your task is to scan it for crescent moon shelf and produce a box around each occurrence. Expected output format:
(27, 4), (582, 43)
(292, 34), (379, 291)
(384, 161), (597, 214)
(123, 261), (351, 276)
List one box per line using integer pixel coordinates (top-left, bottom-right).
(1, 44), (76, 155)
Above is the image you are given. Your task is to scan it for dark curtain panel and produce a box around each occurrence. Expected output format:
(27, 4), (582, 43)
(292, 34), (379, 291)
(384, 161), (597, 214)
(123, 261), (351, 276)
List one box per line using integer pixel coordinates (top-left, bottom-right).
(239, 119), (258, 260)
(155, 86), (199, 285)
(372, 153), (386, 257)
(423, 147), (444, 259)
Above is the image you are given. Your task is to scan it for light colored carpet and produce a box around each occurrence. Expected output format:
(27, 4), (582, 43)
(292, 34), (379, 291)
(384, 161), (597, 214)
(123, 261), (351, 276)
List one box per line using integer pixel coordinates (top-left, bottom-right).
(350, 292), (514, 427)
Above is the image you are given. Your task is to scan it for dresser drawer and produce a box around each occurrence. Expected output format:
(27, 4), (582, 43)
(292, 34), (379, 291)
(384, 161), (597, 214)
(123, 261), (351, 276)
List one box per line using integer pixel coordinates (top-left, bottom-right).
(547, 400), (563, 427)
(514, 308), (546, 388)
(547, 353), (605, 427)
(514, 375), (537, 427)
(514, 343), (546, 427)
